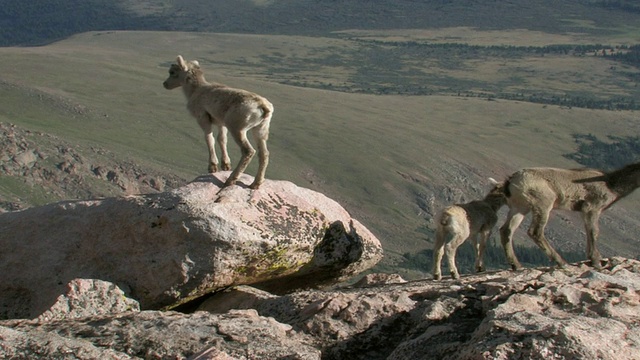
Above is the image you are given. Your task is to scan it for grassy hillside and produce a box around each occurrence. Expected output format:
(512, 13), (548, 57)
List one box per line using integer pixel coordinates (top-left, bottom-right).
(1, 30), (640, 278)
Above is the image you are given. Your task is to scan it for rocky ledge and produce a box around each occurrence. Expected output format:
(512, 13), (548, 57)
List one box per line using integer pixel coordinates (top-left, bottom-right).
(0, 258), (638, 359)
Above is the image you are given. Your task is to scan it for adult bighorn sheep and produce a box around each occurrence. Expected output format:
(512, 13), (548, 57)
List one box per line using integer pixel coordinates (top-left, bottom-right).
(433, 180), (506, 280)
(163, 55), (274, 189)
(499, 162), (640, 270)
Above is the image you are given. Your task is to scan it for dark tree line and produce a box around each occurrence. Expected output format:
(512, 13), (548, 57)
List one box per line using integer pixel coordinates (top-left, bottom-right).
(564, 134), (640, 170)
(610, 44), (640, 67)
(588, 0), (640, 14)
(353, 39), (619, 58)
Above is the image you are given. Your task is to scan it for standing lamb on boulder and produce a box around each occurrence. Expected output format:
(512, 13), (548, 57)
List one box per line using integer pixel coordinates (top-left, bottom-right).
(163, 55), (274, 189)
(499, 162), (640, 270)
(433, 180), (506, 280)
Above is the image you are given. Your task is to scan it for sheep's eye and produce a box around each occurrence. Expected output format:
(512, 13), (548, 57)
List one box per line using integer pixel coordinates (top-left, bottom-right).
(169, 70), (176, 76)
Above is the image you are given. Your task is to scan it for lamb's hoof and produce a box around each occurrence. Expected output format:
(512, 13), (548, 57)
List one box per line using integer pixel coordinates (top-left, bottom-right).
(510, 264), (523, 271)
(590, 259), (604, 270)
(221, 163), (231, 171)
(450, 273), (460, 280)
(476, 266), (486, 273)
(433, 274), (442, 281)
(249, 181), (262, 190)
(208, 164), (218, 173)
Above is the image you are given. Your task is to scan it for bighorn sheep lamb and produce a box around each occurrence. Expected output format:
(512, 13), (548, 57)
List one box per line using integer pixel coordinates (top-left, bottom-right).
(499, 162), (640, 270)
(433, 180), (506, 280)
(163, 55), (274, 189)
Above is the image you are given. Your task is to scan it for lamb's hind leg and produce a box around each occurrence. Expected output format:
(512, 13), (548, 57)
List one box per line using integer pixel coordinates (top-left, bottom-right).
(249, 121), (270, 189)
(475, 229), (490, 273)
(500, 210), (525, 270)
(445, 231), (468, 280)
(432, 228), (446, 280)
(225, 129), (256, 187)
(583, 210), (603, 269)
(528, 205), (568, 267)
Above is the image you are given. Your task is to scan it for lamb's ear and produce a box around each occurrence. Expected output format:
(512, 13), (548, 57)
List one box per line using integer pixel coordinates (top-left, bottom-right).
(488, 177), (499, 185)
(176, 55), (188, 71)
(190, 60), (200, 69)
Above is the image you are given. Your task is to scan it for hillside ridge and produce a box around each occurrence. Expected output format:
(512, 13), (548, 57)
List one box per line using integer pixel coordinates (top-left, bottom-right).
(2, 0), (640, 46)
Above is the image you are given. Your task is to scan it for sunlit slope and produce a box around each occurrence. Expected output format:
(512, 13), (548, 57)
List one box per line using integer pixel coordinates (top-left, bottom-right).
(0, 31), (638, 276)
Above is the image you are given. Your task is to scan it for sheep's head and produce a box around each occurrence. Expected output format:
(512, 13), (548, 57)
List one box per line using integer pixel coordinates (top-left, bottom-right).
(485, 178), (507, 209)
(163, 55), (202, 89)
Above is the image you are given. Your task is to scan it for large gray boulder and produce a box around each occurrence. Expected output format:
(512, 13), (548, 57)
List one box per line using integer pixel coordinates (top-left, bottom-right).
(0, 172), (383, 319)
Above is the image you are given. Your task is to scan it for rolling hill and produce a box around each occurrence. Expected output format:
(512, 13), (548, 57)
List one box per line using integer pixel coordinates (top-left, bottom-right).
(1, 1), (640, 278)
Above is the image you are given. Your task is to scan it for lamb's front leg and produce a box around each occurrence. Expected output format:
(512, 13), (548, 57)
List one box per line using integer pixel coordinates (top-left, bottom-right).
(217, 126), (231, 171)
(225, 130), (256, 187)
(198, 117), (219, 173)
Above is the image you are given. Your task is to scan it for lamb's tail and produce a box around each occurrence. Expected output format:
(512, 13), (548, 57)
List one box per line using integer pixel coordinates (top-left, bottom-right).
(439, 212), (453, 227)
(260, 101), (274, 120)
